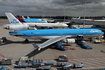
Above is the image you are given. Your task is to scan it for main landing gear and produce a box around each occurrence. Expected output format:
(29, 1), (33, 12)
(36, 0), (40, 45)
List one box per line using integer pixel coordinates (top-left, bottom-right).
(24, 38), (29, 43)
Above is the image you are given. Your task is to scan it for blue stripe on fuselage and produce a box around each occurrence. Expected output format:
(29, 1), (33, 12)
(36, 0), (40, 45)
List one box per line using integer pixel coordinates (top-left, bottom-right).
(9, 29), (104, 36)
(24, 19), (47, 23)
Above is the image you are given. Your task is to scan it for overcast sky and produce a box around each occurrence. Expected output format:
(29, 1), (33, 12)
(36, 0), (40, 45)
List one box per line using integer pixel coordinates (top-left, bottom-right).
(0, 0), (105, 16)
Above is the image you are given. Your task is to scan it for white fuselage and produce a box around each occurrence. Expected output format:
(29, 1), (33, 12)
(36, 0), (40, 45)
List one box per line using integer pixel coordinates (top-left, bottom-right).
(23, 23), (68, 27)
(79, 19), (93, 21)
(94, 20), (105, 22)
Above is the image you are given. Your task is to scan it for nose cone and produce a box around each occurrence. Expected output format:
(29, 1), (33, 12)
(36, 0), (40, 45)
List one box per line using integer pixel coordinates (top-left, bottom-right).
(63, 24), (68, 27)
(102, 32), (104, 34)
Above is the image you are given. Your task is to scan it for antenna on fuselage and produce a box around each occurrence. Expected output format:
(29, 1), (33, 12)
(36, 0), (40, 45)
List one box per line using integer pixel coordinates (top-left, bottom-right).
(83, 0), (86, 28)
(49, 0), (51, 23)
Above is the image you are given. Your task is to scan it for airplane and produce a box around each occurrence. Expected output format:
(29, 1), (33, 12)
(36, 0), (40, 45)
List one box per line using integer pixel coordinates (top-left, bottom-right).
(17, 15), (48, 23)
(3, 13), (68, 30)
(25, 16), (55, 23)
(46, 18), (55, 23)
(26, 16), (42, 21)
(4, 13), (104, 51)
(77, 17), (93, 21)
(71, 17), (80, 20)
(70, 19), (105, 30)
(68, 19), (105, 37)
(9, 28), (104, 51)
(72, 16), (105, 22)
(93, 17), (105, 22)
(53, 19), (70, 24)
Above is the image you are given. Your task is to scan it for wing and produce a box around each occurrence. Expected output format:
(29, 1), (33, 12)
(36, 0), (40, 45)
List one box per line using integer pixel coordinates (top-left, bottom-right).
(32, 35), (69, 50)
(70, 20), (105, 25)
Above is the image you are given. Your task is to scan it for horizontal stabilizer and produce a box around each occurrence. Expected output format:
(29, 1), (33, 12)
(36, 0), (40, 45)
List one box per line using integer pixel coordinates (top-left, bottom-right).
(22, 16), (26, 19)
(32, 43), (39, 48)
(32, 43), (41, 51)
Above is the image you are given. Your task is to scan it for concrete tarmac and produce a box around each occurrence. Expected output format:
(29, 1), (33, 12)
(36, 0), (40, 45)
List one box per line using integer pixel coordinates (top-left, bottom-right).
(0, 19), (105, 70)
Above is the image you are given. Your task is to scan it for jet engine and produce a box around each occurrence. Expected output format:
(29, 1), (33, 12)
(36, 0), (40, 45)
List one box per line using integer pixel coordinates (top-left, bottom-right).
(3, 24), (29, 31)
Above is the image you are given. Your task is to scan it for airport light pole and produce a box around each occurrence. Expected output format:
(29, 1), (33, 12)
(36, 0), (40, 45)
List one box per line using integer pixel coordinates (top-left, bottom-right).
(64, 6), (66, 23)
(64, 5), (68, 24)
(83, 0), (86, 28)
(49, 0), (51, 22)
(41, 5), (44, 19)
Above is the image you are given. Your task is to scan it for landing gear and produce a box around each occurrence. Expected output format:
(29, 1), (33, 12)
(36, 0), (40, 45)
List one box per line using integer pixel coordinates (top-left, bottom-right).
(77, 36), (84, 41)
(24, 38), (29, 43)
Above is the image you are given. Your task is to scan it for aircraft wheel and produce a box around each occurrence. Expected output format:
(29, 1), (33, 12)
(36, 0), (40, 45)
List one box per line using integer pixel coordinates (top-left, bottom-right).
(24, 38), (29, 43)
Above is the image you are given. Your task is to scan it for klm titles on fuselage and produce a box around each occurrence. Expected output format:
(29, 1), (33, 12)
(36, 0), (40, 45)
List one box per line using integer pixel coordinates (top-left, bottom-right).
(11, 19), (19, 24)
(90, 30), (99, 33)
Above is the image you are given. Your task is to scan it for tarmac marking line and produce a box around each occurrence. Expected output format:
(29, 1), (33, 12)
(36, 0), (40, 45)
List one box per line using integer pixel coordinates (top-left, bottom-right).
(6, 36), (14, 39)
(80, 59), (104, 65)
(43, 57), (105, 62)
(12, 64), (17, 66)
(51, 67), (57, 70)
(31, 68), (35, 70)
(69, 59), (91, 67)
(79, 59), (102, 67)
(69, 58), (105, 67)
(83, 66), (105, 69)
(85, 58), (105, 65)
(5, 66), (14, 70)
(21, 68), (25, 70)
(68, 57), (105, 60)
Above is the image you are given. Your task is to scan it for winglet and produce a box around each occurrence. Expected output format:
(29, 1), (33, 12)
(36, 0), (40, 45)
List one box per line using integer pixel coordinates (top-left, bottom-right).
(78, 17), (80, 20)
(27, 16), (30, 19)
(22, 16), (26, 19)
(32, 43), (41, 51)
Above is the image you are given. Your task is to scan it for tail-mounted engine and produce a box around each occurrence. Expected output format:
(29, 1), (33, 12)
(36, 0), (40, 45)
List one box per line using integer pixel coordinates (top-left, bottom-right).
(3, 24), (29, 31)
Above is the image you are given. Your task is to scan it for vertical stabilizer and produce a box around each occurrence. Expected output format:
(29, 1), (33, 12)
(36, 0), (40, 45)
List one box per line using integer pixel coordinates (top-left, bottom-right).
(5, 12), (22, 24)
(78, 17), (80, 20)
(27, 16), (30, 19)
(17, 15), (25, 22)
(22, 16), (26, 19)
(91, 17), (93, 19)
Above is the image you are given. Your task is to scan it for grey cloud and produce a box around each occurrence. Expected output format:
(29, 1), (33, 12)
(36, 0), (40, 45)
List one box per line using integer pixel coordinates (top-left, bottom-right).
(0, 0), (105, 16)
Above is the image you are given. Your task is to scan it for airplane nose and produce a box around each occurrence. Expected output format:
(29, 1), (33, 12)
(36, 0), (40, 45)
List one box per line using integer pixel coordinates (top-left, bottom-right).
(64, 24), (68, 27)
(102, 32), (104, 34)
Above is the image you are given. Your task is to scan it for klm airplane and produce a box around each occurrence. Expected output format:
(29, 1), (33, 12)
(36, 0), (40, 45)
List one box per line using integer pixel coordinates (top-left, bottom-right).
(3, 13), (104, 51)
(9, 29), (104, 50)
(3, 13), (68, 29)
(17, 15), (47, 23)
